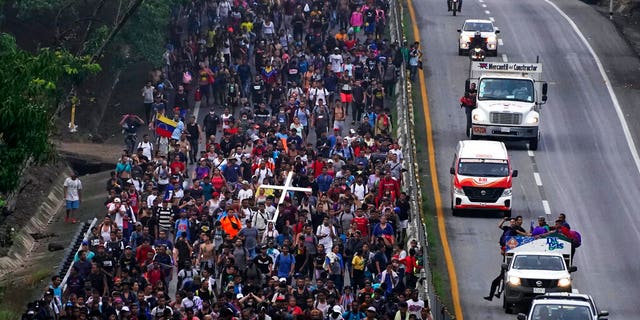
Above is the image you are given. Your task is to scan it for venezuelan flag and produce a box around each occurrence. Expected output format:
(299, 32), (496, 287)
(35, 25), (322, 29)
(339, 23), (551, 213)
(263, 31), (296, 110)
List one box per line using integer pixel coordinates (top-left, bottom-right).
(155, 114), (177, 138)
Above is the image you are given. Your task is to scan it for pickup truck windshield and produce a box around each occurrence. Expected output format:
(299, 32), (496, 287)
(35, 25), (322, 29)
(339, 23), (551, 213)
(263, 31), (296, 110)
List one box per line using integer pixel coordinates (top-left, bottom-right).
(478, 78), (534, 102)
(512, 255), (565, 271)
(463, 22), (493, 32)
(531, 304), (591, 320)
(457, 159), (509, 177)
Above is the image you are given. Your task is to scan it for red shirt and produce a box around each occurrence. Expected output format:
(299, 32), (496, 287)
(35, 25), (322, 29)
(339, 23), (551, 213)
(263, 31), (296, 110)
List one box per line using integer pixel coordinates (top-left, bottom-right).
(170, 161), (186, 174)
(352, 216), (369, 237)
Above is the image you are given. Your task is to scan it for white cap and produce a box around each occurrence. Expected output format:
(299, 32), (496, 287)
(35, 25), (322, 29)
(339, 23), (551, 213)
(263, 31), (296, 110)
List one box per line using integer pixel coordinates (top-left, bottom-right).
(114, 198), (121, 203)
(332, 305), (343, 313)
(367, 307), (377, 312)
(121, 306), (130, 312)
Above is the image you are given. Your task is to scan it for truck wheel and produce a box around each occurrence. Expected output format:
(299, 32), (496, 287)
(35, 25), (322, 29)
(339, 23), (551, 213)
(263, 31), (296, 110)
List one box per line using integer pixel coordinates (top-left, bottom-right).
(451, 198), (459, 216)
(529, 137), (539, 151)
(503, 296), (513, 314)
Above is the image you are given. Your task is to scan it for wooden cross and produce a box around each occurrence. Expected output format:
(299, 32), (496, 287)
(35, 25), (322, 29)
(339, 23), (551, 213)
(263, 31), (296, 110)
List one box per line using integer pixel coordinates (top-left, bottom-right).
(259, 171), (312, 223)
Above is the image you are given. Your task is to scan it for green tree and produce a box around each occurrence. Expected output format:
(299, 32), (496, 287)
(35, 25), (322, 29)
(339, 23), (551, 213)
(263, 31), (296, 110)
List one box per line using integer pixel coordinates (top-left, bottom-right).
(0, 34), (100, 193)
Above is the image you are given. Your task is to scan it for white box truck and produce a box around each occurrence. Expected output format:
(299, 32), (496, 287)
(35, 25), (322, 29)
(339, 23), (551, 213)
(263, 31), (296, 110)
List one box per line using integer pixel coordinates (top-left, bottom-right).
(466, 62), (548, 150)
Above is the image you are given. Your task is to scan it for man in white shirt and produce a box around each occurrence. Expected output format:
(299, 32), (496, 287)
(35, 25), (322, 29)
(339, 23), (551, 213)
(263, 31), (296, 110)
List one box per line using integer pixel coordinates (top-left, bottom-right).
(238, 181), (254, 201)
(316, 216), (336, 254)
(329, 48), (344, 74)
(63, 172), (83, 223)
(137, 134), (154, 160)
(406, 289), (426, 319)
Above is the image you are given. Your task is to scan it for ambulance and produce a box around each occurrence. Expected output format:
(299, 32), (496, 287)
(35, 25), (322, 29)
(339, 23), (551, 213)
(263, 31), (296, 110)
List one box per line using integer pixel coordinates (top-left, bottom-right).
(449, 140), (517, 216)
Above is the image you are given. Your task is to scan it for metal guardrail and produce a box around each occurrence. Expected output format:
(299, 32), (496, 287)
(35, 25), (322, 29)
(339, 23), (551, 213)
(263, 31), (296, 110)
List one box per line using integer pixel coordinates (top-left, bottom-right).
(392, 0), (456, 318)
(60, 218), (98, 293)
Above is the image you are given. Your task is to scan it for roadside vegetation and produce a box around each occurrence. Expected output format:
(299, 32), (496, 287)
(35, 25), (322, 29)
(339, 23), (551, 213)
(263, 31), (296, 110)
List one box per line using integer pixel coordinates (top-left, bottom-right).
(400, 0), (455, 311)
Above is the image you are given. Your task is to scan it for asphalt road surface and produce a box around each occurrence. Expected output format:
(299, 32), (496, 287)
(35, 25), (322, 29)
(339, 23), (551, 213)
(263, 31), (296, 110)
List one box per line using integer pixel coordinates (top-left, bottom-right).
(414, 0), (640, 318)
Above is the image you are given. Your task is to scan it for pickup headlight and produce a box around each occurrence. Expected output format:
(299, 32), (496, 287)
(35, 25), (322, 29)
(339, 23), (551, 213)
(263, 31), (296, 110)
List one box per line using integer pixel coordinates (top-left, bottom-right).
(508, 276), (521, 286)
(502, 188), (512, 197)
(487, 36), (497, 44)
(557, 278), (571, 287)
(453, 186), (464, 195)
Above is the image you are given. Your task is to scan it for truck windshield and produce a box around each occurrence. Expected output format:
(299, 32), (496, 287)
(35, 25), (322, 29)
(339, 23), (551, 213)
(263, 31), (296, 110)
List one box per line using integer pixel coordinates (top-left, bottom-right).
(463, 22), (493, 32)
(512, 255), (565, 271)
(478, 78), (534, 102)
(457, 159), (509, 177)
(531, 305), (591, 320)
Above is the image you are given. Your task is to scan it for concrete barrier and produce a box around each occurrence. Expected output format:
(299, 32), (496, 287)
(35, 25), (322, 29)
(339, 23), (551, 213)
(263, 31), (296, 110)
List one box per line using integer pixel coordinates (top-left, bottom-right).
(0, 166), (73, 277)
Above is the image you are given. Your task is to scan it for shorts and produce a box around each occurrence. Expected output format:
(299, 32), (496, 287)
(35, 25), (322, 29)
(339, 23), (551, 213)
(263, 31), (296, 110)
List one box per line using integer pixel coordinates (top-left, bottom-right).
(340, 93), (353, 103)
(66, 200), (80, 210)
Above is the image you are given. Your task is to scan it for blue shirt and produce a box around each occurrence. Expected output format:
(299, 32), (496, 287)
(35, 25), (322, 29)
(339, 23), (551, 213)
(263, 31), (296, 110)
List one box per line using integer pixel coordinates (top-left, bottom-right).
(316, 174), (333, 193)
(275, 253), (296, 278)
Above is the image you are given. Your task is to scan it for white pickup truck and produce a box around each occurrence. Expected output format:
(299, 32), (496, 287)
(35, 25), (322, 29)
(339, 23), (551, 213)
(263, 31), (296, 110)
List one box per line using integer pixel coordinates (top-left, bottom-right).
(467, 62), (548, 150)
(501, 237), (577, 314)
(517, 293), (609, 320)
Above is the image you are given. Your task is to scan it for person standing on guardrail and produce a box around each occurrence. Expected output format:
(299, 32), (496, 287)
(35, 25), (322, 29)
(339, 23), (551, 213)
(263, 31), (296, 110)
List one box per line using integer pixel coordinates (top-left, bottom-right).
(63, 171), (83, 224)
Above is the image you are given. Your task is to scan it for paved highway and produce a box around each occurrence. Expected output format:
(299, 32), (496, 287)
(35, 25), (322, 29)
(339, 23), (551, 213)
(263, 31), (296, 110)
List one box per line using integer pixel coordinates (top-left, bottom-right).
(413, 0), (640, 318)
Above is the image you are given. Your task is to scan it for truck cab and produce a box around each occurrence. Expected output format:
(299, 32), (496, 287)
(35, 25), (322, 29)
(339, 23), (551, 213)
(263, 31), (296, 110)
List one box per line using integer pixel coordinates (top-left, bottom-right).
(467, 62), (548, 150)
(457, 19), (500, 56)
(450, 140), (517, 216)
(502, 237), (577, 314)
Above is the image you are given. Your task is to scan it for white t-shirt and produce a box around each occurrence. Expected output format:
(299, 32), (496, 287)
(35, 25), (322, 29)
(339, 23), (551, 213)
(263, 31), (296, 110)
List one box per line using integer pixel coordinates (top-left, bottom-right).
(316, 225), (335, 250)
(238, 188), (254, 201)
(64, 177), (83, 201)
(138, 141), (154, 160)
(407, 299), (425, 319)
(309, 87), (328, 105)
(329, 53), (344, 73)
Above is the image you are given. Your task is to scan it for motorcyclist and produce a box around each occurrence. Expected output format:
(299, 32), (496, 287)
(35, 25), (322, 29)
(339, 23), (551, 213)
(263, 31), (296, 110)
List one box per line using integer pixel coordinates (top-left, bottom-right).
(470, 31), (485, 50)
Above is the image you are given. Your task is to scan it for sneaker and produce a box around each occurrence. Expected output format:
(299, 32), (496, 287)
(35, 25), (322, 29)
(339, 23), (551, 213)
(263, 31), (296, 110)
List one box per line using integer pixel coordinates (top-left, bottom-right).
(495, 292), (501, 298)
(71, 218), (78, 224)
(483, 296), (492, 301)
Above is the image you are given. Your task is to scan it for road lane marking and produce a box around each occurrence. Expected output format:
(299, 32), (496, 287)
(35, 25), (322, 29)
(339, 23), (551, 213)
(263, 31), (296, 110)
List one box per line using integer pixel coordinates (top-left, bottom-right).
(533, 172), (543, 186)
(482, 4), (487, 7)
(542, 200), (552, 216)
(406, 0), (464, 318)
(544, 0), (640, 174)
(528, 150), (535, 157)
(498, 38), (504, 46)
(489, 17), (495, 22)
(485, 10), (491, 14)
(479, 0), (484, 2)
(502, 54), (508, 62)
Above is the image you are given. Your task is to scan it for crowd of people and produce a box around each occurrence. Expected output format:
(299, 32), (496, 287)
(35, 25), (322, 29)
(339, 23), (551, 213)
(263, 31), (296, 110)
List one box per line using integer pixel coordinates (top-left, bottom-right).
(31, 0), (436, 319)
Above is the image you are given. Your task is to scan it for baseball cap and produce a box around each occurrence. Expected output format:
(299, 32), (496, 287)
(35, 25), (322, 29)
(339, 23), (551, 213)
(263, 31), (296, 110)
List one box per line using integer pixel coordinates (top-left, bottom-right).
(271, 276), (279, 281)
(125, 245), (132, 250)
(332, 305), (342, 313)
(81, 240), (89, 246)
(367, 307), (377, 312)
(236, 293), (244, 299)
(279, 277), (287, 283)
(114, 198), (121, 203)
(121, 306), (130, 312)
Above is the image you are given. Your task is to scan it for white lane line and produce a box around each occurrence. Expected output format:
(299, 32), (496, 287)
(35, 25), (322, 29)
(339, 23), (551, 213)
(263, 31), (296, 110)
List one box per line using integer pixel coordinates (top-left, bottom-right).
(485, 10), (491, 14)
(498, 38), (504, 46)
(478, 0), (484, 3)
(502, 54), (508, 62)
(528, 150), (535, 157)
(489, 17), (495, 22)
(544, 0), (640, 175)
(533, 172), (543, 186)
(542, 200), (552, 216)
(481, 4), (487, 7)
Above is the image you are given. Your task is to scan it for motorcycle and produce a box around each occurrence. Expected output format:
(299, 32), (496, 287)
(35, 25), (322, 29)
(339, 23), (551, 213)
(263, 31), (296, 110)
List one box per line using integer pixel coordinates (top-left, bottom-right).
(448, 0), (460, 15)
(468, 33), (486, 61)
(469, 47), (486, 61)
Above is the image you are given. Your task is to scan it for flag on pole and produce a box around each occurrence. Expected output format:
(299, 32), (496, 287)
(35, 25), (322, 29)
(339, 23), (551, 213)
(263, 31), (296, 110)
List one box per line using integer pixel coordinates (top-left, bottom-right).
(155, 114), (176, 138)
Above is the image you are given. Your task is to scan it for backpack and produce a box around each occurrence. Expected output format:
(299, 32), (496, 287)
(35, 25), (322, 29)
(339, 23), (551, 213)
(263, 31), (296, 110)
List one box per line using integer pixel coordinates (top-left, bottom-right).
(499, 228), (512, 247)
(569, 230), (582, 248)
